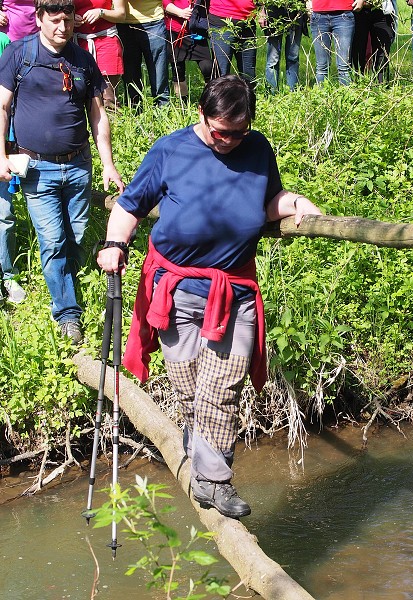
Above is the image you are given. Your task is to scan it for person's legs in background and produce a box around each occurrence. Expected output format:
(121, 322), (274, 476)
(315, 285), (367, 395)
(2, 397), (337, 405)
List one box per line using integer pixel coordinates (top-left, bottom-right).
(0, 181), (25, 305)
(141, 19), (170, 106)
(310, 12), (333, 83)
(352, 8), (370, 74)
(196, 55), (213, 82)
(284, 23), (303, 90)
(331, 11), (355, 85)
(193, 38), (213, 82)
(167, 30), (189, 102)
(21, 150), (92, 344)
(369, 10), (395, 83)
(95, 34), (124, 109)
(209, 15), (235, 77)
(117, 23), (144, 106)
(265, 32), (282, 91)
(233, 20), (256, 83)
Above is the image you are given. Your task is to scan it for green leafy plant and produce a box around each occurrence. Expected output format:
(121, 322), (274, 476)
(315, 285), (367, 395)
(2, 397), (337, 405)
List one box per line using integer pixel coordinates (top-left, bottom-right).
(93, 475), (231, 599)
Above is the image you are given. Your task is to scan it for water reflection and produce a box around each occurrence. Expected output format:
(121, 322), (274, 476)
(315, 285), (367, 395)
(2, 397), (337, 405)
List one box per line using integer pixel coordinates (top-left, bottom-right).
(239, 426), (413, 600)
(1, 425), (413, 599)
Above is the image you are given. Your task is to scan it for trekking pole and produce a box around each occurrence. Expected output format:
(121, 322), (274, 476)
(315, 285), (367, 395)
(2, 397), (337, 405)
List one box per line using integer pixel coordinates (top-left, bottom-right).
(82, 273), (116, 524)
(107, 271), (122, 558)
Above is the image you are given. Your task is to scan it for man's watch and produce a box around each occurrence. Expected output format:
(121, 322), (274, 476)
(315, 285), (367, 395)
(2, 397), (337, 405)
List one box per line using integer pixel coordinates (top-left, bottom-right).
(100, 240), (129, 264)
(99, 8), (104, 17)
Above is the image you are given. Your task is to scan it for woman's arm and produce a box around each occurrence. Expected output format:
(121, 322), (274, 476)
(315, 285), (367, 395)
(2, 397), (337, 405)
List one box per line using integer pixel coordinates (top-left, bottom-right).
(266, 189), (322, 226)
(164, 1), (192, 20)
(78, 0), (127, 25)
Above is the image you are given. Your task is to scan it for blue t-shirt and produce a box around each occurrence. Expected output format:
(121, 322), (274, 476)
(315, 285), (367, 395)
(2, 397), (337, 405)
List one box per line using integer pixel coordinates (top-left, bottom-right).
(118, 125), (283, 297)
(0, 34), (106, 154)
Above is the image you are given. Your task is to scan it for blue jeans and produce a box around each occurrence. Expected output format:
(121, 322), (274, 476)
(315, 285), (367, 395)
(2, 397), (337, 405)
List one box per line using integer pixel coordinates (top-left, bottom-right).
(117, 20), (170, 106)
(310, 11), (355, 85)
(20, 146), (92, 323)
(0, 181), (18, 280)
(209, 14), (256, 82)
(266, 24), (303, 91)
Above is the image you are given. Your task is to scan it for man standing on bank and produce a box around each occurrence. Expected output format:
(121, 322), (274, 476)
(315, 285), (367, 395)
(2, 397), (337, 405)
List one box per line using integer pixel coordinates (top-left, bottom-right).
(0, 0), (124, 344)
(97, 75), (322, 519)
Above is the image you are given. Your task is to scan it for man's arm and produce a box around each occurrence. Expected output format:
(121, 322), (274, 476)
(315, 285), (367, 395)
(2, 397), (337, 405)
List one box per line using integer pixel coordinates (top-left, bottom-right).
(87, 94), (124, 193)
(0, 84), (16, 181)
(266, 189), (322, 226)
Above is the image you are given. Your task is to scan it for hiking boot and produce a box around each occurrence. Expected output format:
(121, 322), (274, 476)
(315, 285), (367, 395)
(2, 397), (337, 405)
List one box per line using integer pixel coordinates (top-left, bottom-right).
(4, 279), (26, 304)
(60, 320), (83, 345)
(191, 479), (251, 519)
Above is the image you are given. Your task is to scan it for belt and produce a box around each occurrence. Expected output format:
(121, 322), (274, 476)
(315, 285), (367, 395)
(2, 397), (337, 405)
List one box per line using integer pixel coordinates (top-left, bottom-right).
(18, 141), (89, 164)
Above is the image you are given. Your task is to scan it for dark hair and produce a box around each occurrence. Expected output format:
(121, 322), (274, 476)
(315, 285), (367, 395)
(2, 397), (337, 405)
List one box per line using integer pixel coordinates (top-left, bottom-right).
(199, 75), (256, 124)
(35, 0), (75, 18)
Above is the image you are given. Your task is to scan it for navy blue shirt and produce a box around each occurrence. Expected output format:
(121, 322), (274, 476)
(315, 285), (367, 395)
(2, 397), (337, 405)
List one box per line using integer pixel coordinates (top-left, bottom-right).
(0, 35), (106, 154)
(118, 125), (283, 297)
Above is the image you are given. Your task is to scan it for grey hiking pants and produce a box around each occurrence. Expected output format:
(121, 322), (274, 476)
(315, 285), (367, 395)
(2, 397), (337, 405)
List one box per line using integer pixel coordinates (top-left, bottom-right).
(157, 288), (256, 483)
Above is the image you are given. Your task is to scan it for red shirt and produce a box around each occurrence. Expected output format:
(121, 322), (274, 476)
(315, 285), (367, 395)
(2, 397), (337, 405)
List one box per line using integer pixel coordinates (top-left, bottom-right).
(209, 0), (256, 20)
(312, 0), (353, 10)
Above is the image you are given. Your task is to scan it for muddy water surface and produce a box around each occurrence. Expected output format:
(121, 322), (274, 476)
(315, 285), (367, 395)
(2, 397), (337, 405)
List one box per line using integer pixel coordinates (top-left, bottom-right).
(1, 424), (413, 599)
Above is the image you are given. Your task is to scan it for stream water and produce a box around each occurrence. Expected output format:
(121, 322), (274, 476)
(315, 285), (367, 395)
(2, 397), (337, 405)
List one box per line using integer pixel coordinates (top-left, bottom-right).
(1, 423), (413, 600)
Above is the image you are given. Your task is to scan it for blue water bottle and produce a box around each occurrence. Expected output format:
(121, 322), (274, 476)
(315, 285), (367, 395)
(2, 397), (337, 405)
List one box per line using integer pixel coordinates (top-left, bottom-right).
(8, 174), (20, 194)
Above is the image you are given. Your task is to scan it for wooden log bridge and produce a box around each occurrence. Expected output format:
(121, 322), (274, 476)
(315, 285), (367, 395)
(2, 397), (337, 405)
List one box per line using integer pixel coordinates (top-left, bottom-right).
(264, 215), (413, 248)
(95, 191), (413, 249)
(73, 352), (316, 600)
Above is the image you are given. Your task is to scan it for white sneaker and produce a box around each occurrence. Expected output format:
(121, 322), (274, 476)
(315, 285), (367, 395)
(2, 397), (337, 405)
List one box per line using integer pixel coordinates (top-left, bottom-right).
(4, 279), (26, 304)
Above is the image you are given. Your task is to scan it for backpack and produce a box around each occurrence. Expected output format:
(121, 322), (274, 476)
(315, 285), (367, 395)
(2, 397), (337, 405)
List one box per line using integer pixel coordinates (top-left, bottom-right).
(188, 0), (210, 37)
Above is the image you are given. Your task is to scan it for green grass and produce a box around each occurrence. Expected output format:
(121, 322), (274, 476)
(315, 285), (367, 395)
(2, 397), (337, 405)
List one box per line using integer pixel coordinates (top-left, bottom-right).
(2, 3), (413, 452)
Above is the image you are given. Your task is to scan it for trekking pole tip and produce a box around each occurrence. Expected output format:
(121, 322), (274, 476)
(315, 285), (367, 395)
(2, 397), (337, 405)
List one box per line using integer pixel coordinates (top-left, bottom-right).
(107, 540), (122, 559)
(81, 509), (97, 524)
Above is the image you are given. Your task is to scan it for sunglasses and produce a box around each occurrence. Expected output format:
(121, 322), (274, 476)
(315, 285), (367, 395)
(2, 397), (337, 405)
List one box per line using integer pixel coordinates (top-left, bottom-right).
(59, 62), (73, 92)
(39, 4), (75, 14)
(205, 120), (251, 141)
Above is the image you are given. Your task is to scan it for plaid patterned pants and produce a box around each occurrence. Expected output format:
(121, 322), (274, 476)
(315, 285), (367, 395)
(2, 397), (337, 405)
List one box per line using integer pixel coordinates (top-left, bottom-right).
(159, 289), (256, 482)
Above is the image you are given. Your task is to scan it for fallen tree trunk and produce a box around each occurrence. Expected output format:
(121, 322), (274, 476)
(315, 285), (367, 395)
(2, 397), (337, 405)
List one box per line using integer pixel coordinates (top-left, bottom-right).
(102, 193), (413, 249)
(265, 215), (413, 248)
(73, 351), (315, 600)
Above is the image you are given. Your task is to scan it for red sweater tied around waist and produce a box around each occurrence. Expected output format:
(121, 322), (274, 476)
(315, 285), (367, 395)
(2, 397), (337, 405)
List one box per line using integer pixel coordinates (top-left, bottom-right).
(122, 238), (267, 393)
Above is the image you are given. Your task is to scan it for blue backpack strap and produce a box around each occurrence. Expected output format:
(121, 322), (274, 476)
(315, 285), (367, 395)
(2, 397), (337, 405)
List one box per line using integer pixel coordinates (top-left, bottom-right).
(16, 33), (39, 84)
(7, 33), (39, 195)
(9, 34), (39, 142)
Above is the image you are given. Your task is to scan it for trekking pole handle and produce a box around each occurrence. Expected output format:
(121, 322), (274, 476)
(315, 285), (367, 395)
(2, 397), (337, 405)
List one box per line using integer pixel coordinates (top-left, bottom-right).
(112, 272), (122, 367)
(101, 274), (115, 361)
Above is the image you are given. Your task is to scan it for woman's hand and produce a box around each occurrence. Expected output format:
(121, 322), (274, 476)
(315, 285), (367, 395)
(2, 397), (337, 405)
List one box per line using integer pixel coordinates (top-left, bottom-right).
(179, 6), (192, 19)
(352, 0), (364, 12)
(97, 247), (127, 275)
(266, 190), (323, 224)
(82, 8), (105, 24)
(74, 13), (84, 26)
(293, 195), (323, 226)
